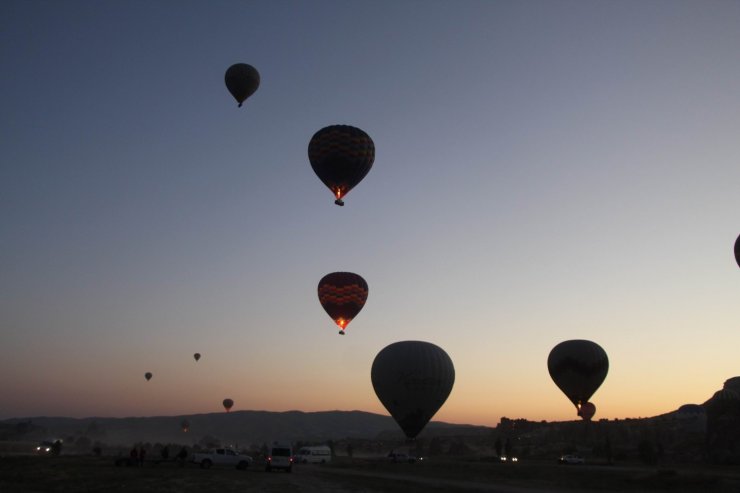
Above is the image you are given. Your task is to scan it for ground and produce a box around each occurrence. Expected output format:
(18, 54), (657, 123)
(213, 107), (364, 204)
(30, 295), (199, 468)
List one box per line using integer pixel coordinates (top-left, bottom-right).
(1, 455), (739, 492)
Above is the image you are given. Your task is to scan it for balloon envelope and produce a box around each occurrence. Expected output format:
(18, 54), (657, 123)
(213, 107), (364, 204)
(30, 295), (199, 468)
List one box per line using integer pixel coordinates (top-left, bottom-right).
(318, 272), (368, 334)
(735, 234), (740, 268)
(181, 420), (190, 432)
(308, 125), (374, 205)
(548, 340), (608, 411)
(224, 63), (260, 107)
(222, 398), (234, 412)
(144, 372), (152, 381)
(194, 353), (201, 362)
(371, 340), (455, 439)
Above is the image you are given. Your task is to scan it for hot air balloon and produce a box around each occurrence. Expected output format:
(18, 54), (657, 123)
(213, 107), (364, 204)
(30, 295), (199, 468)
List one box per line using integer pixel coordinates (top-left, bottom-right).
(222, 398), (234, 412)
(735, 234), (740, 268)
(194, 353), (201, 362)
(548, 340), (608, 418)
(181, 419), (190, 432)
(225, 63), (260, 107)
(318, 272), (368, 335)
(371, 341), (455, 439)
(308, 125), (374, 206)
(578, 401), (596, 421)
(144, 372), (152, 381)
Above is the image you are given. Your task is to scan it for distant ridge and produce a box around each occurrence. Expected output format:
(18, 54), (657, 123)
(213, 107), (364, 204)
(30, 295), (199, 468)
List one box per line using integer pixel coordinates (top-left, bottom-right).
(1, 410), (491, 446)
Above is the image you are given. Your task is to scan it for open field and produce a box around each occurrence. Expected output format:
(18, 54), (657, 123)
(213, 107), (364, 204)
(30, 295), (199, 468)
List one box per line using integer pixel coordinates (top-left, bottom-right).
(2, 455), (740, 492)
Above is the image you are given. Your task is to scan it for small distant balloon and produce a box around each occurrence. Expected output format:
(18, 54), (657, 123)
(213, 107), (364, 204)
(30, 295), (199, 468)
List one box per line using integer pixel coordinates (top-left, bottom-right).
(548, 340), (608, 418)
(578, 401), (596, 422)
(225, 63), (260, 107)
(194, 353), (201, 362)
(222, 398), (234, 412)
(308, 125), (374, 206)
(318, 272), (368, 335)
(181, 419), (190, 432)
(144, 372), (152, 381)
(734, 233), (739, 268)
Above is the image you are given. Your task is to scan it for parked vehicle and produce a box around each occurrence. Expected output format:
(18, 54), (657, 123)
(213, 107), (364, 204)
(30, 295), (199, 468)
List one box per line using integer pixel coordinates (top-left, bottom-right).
(294, 445), (331, 464)
(266, 441), (293, 472)
(190, 448), (253, 469)
(559, 454), (585, 465)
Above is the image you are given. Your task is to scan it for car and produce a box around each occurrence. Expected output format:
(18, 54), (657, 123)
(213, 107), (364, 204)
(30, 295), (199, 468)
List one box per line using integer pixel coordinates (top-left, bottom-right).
(190, 448), (253, 469)
(266, 441), (293, 472)
(499, 456), (518, 463)
(34, 441), (54, 455)
(388, 451), (422, 463)
(294, 445), (331, 464)
(559, 454), (585, 465)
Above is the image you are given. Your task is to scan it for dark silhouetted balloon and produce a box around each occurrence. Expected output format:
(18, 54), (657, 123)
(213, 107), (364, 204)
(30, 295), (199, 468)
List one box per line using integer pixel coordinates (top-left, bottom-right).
(181, 419), (190, 432)
(225, 63), (260, 107)
(144, 372), (152, 381)
(548, 340), (608, 416)
(194, 353), (201, 362)
(735, 234), (740, 268)
(308, 125), (374, 206)
(578, 401), (596, 421)
(318, 272), (368, 335)
(223, 398), (234, 412)
(371, 341), (455, 439)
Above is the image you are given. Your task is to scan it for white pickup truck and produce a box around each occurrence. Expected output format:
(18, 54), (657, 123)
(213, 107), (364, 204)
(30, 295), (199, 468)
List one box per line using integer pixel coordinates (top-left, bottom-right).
(191, 448), (253, 469)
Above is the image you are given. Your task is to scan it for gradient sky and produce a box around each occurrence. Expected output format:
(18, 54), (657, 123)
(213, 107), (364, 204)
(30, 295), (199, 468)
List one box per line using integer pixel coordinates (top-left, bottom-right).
(2, 0), (739, 426)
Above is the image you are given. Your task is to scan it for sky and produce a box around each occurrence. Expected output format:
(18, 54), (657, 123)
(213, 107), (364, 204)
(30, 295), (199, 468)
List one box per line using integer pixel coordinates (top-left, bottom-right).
(1, 0), (739, 427)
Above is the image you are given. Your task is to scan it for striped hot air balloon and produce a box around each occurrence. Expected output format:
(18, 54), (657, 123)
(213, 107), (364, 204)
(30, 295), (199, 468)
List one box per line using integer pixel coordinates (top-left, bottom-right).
(317, 272), (368, 335)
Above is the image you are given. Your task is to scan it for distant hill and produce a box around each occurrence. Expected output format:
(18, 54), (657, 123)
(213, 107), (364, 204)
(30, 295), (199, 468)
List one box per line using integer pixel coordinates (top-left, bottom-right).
(0, 410), (492, 447)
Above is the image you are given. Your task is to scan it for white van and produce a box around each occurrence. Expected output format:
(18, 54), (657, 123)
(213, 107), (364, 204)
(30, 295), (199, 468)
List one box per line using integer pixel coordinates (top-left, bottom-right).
(266, 441), (293, 472)
(294, 445), (332, 464)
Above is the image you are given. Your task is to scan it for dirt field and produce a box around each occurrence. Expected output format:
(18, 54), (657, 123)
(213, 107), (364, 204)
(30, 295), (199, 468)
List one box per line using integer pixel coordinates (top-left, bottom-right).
(1, 455), (739, 492)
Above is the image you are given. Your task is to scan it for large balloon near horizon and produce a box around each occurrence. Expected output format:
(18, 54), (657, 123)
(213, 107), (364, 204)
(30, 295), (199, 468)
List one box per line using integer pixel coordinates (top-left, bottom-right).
(308, 125), (374, 206)
(222, 398), (234, 412)
(318, 272), (368, 335)
(224, 63), (260, 107)
(144, 372), (152, 381)
(734, 234), (739, 268)
(548, 340), (609, 419)
(371, 341), (455, 439)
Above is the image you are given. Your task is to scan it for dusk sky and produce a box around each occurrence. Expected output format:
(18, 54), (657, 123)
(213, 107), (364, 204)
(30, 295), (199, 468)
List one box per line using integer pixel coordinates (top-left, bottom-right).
(2, 0), (739, 427)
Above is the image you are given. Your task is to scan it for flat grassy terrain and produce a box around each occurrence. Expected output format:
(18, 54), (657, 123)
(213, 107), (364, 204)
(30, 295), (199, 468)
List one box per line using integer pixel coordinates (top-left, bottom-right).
(1, 455), (739, 492)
